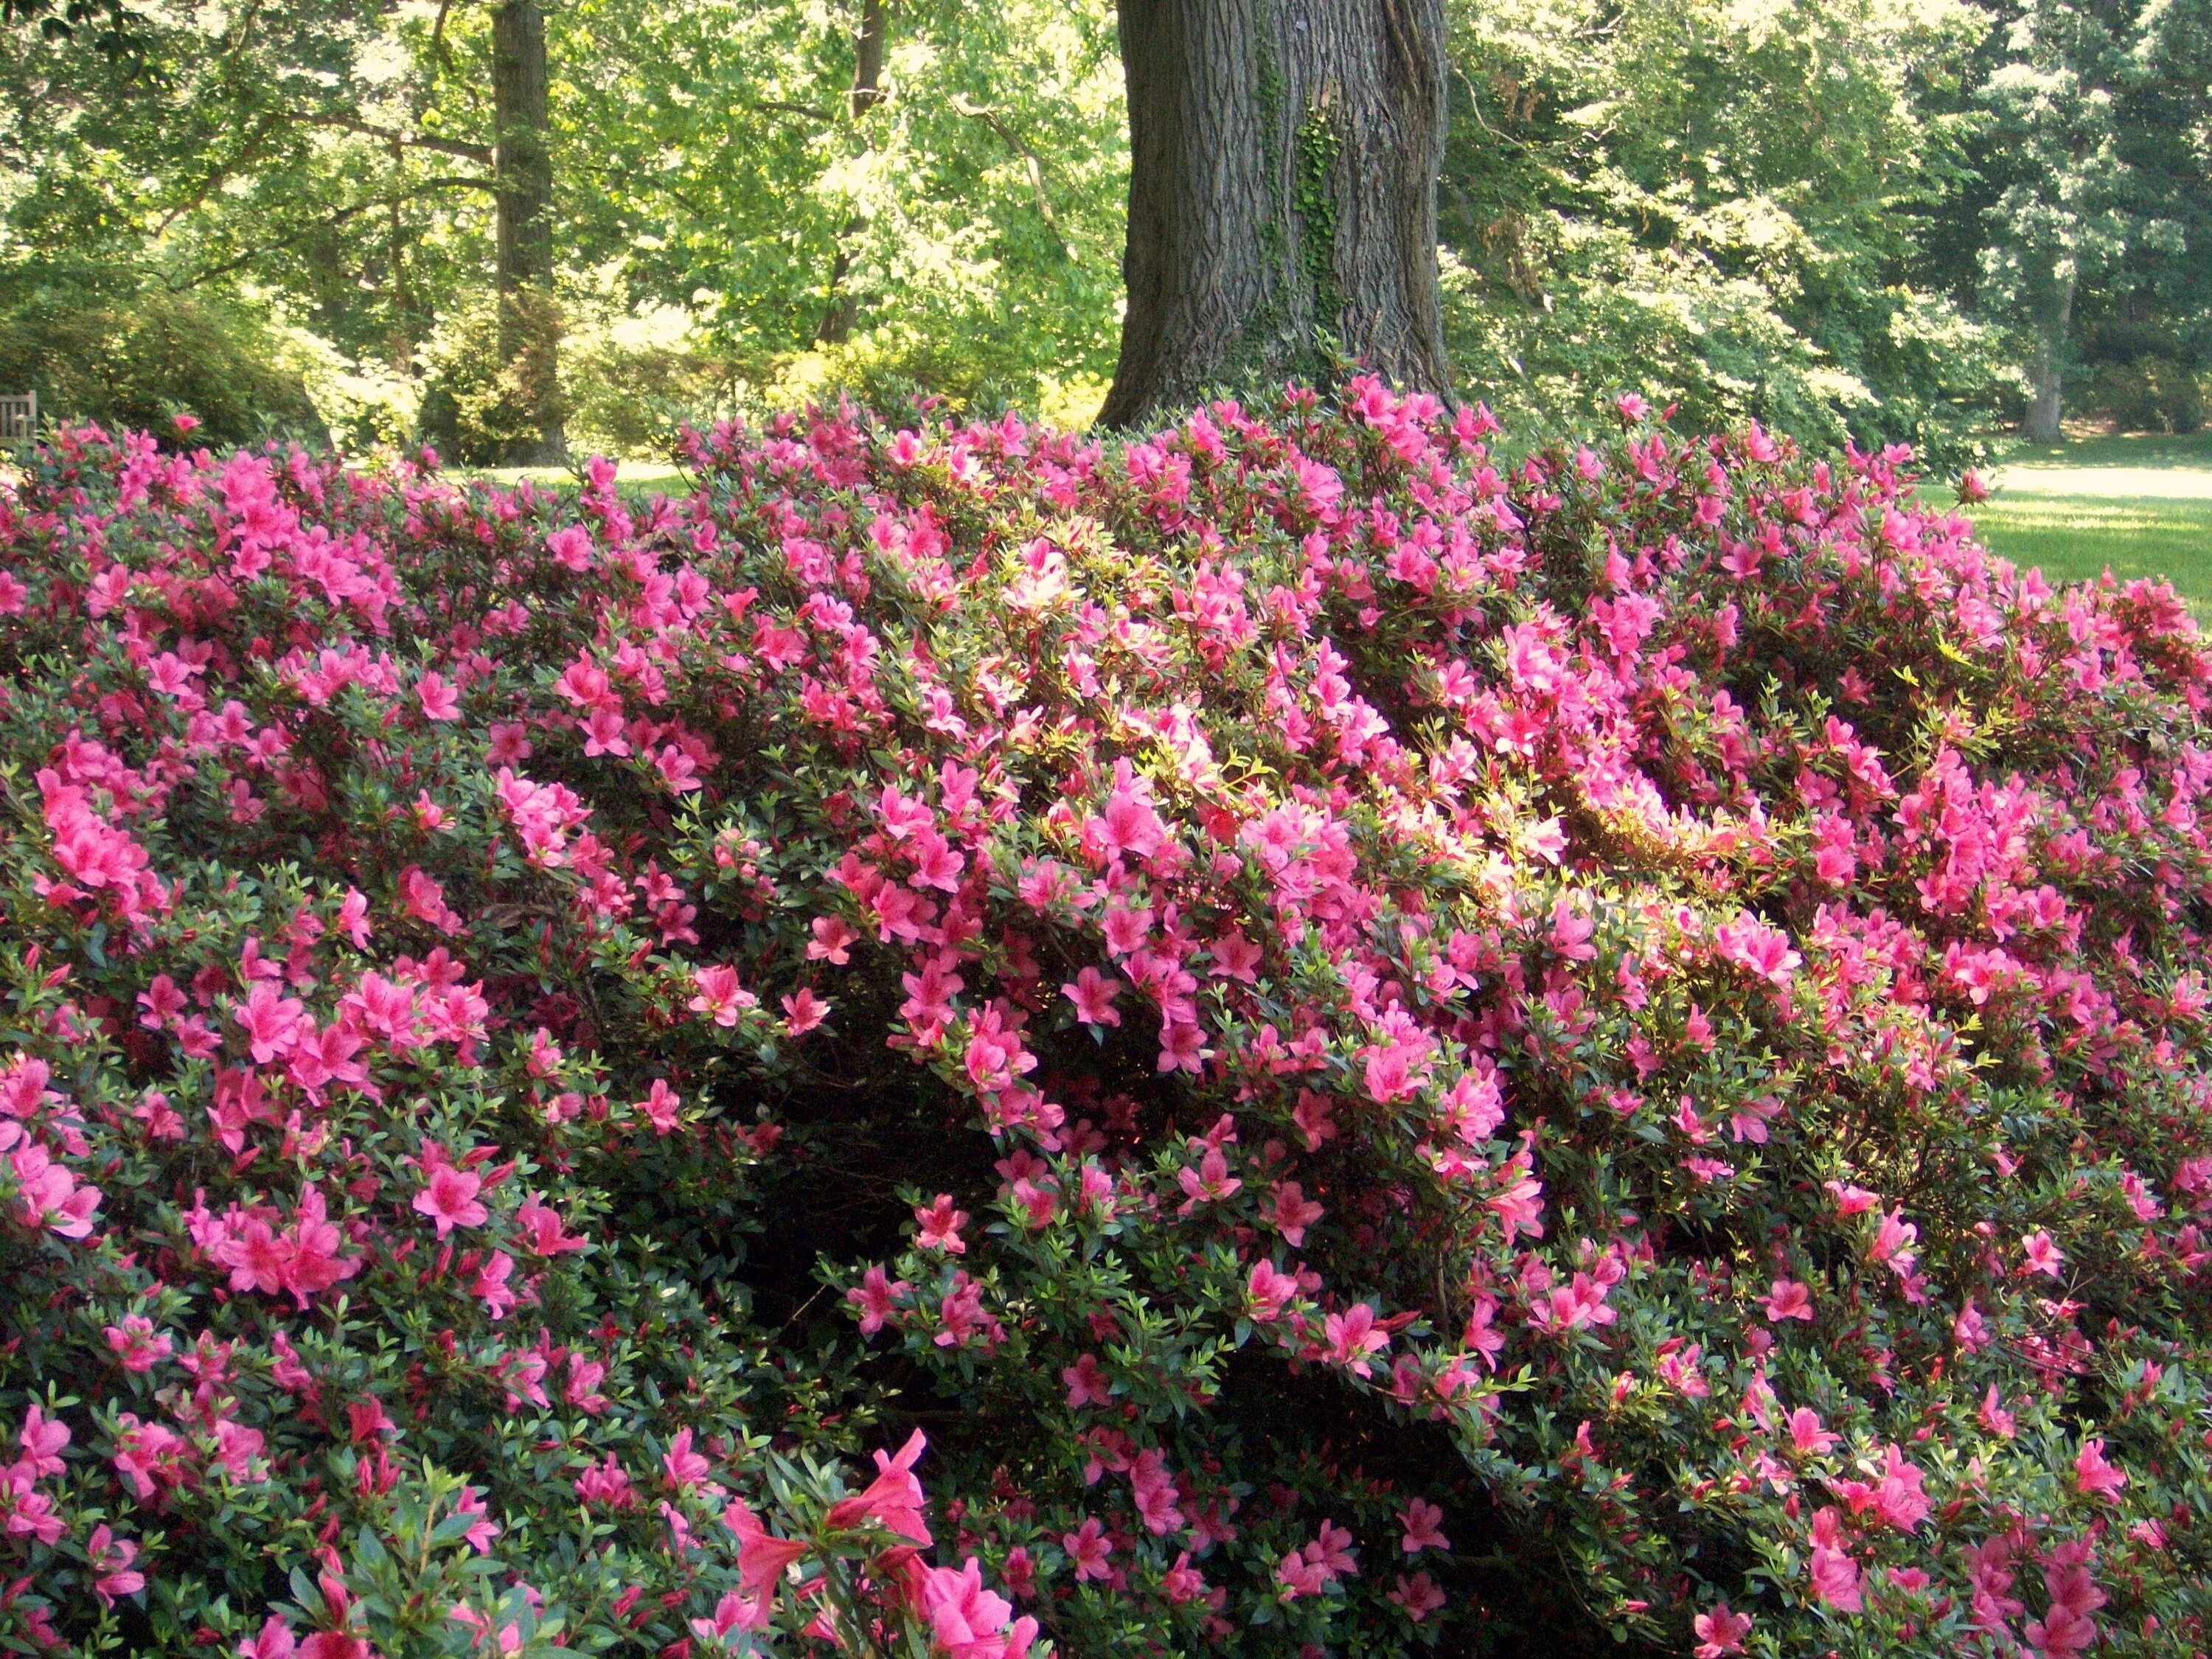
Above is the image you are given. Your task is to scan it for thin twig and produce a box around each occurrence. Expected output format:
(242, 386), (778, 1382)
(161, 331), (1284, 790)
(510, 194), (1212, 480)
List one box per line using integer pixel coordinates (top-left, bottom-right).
(947, 94), (1071, 257)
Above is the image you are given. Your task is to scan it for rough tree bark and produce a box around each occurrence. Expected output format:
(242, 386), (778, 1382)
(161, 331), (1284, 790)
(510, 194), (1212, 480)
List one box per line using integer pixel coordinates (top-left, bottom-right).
(492, 0), (564, 463)
(1101, 0), (1453, 428)
(2023, 268), (2076, 445)
(815, 0), (888, 345)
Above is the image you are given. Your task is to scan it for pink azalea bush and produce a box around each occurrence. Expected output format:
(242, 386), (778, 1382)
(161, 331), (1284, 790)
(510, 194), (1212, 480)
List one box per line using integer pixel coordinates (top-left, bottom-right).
(1, 382), (2210, 1658)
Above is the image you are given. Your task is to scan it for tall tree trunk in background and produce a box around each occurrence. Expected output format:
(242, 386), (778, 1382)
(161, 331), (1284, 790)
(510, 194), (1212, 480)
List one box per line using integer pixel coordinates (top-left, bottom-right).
(815, 0), (887, 346)
(1101, 0), (1452, 429)
(493, 0), (564, 463)
(387, 139), (415, 374)
(2023, 267), (2076, 445)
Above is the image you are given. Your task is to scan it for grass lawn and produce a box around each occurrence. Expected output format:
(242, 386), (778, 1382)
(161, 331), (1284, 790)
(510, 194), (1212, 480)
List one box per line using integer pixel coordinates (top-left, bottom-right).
(1966, 429), (2212, 616)
(449, 459), (689, 502)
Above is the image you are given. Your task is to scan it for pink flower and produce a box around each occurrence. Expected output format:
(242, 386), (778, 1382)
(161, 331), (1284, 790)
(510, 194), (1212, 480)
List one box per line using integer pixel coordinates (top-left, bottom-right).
(1762, 1278), (1815, 1322)
(1156, 1018), (1208, 1074)
(689, 1587), (771, 1644)
(846, 1264), (911, 1335)
(1809, 1540), (1862, 1610)
(1275, 1520), (1357, 1601)
(417, 672), (461, 720)
(1128, 1447), (1184, 1535)
(1787, 1407), (1837, 1455)
(823, 1428), (933, 1544)
(235, 979), (305, 1063)
(573, 1453), (633, 1509)
(1979, 1384), (2017, 1438)
(515, 1194), (587, 1256)
(1275, 1548), (1329, 1601)
(12, 1144), (100, 1238)
(1062, 1517), (1112, 1582)
(399, 866), (464, 934)
(689, 963), (757, 1027)
(1175, 1144), (1241, 1211)
(1692, 1602), (1753, 1658)
(545, 525), (595, 571)
(87, 1524), (143, 1606)
(1324, 1303), (1390, 1377)
(1062, 1352), (1112, 1408)
(105, 1315), (173, 1373)
(1267, 1180), (1324, 1246)
(18, 1404), (69, 1475)
(469, 1250), (516, 1318)
(2074, 1437), (2127, 1500)
(1062, 966), (1123, 1027)
(1161, 1551), (1208, 1604)
(781, 987), (830, 1034)
(1246, 1259), (1301, 1321)
(636, 1077), (683, 1133)
(916, 1194), (970, 1253)
(448, 1606), (523, 1654)
(921, 1559), (1039, 1659)
(1871, 1443), (1930, 1530)
(2023, 1229), (2065, 1278)
(1399, 1497), (1449, 1554)
(723, 1498), (809, 1596)
(1388, 1572), (1447, 1622)
(413, 1161), (488, 1237)
(1094, 789), (1167, 860)
(807, 916), (860, 964)
(1715, 914), (1801, 984)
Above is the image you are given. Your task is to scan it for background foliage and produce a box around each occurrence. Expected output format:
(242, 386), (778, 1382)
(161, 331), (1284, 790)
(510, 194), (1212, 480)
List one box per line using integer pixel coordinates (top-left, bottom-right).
(3, 0), (2209, 463)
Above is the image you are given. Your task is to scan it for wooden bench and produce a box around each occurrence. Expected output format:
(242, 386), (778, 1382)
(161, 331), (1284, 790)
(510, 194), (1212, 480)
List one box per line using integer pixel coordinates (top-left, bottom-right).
(0, 392), (33, 440)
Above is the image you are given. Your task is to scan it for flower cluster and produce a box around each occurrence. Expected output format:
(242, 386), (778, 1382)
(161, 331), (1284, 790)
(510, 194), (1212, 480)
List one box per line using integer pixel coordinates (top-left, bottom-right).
(1, 382), (2209, 1658)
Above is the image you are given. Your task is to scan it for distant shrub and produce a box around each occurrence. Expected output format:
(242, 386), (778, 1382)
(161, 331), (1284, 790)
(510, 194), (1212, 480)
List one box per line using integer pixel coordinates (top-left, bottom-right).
(417, 291), (569, 467)
(0, 276), (327, 449)
(562, 313), (740, 462)
(1, 387), (2210, 1659)
(1439, 238), (2006, 473)
(2083, 357), (2206, 434)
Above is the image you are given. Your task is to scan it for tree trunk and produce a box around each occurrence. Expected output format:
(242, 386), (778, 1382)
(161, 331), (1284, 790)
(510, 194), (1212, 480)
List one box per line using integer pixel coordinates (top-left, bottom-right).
(493, 0), (564, 464)
(1101, 0), (1453, 429)
(2023, 266), (2076, 445)
(387, 140), (415, 374)
(815, 0), (888, 346)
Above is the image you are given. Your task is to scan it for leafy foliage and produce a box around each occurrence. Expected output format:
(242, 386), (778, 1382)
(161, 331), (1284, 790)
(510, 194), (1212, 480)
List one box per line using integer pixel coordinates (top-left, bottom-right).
(4, 0), (2208, 448)
(2, 386), (2211, 1657)
(0, 271), (327, 447)
(1438, 0), (2007, 463)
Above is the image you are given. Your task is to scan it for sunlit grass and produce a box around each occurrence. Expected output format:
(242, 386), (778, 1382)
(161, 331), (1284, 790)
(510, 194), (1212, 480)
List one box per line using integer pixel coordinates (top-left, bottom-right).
(454, 460), (688, 493)
(1966, 431), (2212, 619)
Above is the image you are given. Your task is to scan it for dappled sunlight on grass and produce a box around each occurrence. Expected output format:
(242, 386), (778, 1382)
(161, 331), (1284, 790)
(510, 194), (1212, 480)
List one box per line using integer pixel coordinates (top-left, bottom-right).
(1966, 434), (2212, 618)
(454, 460), (688, 490)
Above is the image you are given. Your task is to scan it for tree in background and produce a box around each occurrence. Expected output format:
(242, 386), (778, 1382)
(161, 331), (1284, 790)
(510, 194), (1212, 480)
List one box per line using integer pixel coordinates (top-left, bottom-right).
(505, 0), (1130, 434)
(4, 0), (2211, 453)
(1436, 0), (2001, 460)
(1103, 0), (1453, 426)
(490, 0), (563, 462)
(1975, 0), (2212, 440)
(1974, 0), (2138, 442)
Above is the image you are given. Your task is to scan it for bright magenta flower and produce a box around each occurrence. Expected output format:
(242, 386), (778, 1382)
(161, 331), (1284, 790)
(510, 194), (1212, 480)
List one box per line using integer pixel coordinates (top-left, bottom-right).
(412, 1162), (487, 1237)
